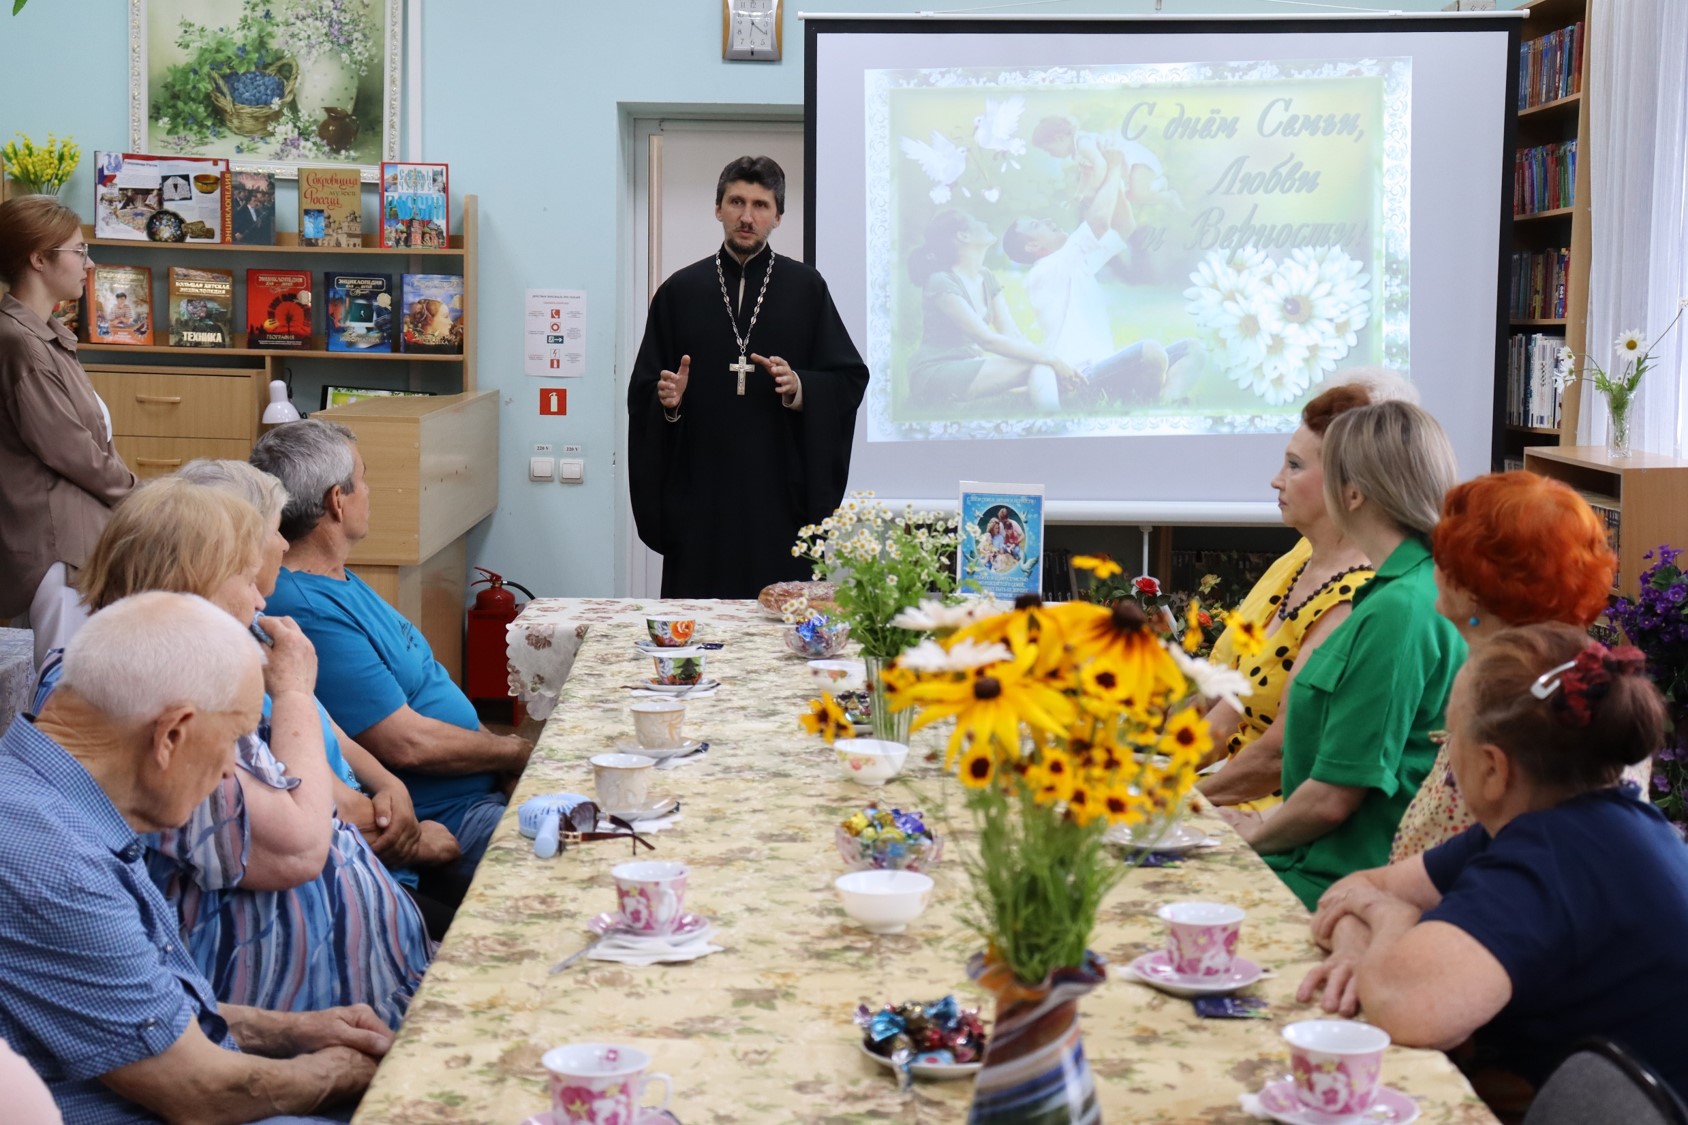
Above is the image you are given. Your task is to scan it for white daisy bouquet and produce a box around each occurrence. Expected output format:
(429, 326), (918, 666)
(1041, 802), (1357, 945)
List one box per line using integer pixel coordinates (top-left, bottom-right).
(1554, 305), (1687, 439)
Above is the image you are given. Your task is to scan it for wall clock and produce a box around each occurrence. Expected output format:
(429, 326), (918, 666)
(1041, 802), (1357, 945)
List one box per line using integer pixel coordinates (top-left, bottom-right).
(723, 0), (782, 62)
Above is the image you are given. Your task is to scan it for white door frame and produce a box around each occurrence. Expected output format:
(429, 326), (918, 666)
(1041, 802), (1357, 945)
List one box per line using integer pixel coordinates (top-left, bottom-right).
(617, 114), (805, 596)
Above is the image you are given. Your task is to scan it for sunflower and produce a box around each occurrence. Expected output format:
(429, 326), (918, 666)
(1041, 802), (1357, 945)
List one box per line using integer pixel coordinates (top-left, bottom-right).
(1157, 707), (1212, 765)
(1101, 783), (1156, 827)
(1072, 553), (1123, 580)
(798, 693), (856, 744)
(953, 601), (1075, 683)
(957, 741), (996, 789)
(901, 642), (1076, 766)
(1031, 747), (1076, 804)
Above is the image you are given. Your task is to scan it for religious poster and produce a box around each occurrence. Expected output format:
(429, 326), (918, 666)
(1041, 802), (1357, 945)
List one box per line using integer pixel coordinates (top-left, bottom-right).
(525, 289), (586, 378)
(957, 482), (1044, 601)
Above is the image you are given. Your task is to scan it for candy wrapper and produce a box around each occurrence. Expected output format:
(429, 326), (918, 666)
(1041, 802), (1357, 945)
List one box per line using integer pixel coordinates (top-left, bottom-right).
(837, 807), (942, 872)
(855, 995), (988, 1089)
(1192, 995), (1269, 1019)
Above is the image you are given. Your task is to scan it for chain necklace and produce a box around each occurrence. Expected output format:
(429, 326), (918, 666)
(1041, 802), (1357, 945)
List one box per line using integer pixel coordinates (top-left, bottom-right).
(715, 247), (774, 395)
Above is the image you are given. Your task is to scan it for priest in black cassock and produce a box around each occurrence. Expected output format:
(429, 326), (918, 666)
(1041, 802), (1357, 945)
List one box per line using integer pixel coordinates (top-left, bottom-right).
(627, 155), (868, 598)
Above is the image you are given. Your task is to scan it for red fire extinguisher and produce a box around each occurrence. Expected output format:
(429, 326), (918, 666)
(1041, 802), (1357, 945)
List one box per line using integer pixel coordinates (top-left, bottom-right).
(466, 567), (534, 700)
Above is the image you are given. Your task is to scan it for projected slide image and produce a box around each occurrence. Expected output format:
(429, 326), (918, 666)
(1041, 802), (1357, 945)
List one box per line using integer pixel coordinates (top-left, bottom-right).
(864, 58), (1410, 442)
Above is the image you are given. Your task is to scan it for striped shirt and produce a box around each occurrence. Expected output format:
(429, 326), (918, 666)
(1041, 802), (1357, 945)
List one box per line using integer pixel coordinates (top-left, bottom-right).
(0, 715), (237, 1125)
(35, 660), (434, 1029)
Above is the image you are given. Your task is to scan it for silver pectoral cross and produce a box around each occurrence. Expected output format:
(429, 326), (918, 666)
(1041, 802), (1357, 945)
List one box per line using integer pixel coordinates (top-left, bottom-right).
(729, 354), (755, 395)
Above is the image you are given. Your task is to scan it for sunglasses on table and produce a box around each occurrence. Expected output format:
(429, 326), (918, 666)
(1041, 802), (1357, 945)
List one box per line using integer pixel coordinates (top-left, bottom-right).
(557, 800), (657, 855)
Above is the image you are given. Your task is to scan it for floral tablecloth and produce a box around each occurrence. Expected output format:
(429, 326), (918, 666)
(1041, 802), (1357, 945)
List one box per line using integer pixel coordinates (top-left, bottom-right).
(360, 603), (1496, 1125)
(506, 598), (781, 720)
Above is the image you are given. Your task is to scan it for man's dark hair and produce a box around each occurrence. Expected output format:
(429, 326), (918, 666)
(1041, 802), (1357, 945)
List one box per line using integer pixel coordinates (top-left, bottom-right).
(1001, 221), (1039, 265)
(715, 155), (786, 215)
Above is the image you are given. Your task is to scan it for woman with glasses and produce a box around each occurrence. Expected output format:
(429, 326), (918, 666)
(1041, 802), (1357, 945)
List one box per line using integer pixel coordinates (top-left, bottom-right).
(1295, 625), (1688, 1114)
(0, 194), (134, 669)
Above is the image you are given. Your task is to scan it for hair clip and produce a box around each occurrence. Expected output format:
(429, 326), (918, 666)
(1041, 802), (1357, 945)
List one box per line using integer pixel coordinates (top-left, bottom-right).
(1529, 659), (1578, 700)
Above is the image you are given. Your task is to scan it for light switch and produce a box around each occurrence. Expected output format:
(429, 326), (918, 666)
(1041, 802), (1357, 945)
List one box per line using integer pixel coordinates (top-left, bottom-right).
(529, 456), (555, 481)
(559, 458), (584, 483)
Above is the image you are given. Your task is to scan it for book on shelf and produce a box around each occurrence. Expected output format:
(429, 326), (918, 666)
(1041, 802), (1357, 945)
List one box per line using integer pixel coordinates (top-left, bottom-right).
(50, 294), (84, 340)
(379, 162), (450, 249)
(1514, 141), (1577, 216)
(1573, 489), (1621, 587)
(1505, 331), (1565, 429)
(167, 266), (234, 348)
(246, 269), (313, 349)
(324, 272), (395, 352)
(86, 265), (154, 345)
(227, 171), (276, 246)
(298, 167), (362, 248)
(93, 151), (229, 244)
(1509, 247), (1571, 320)
(399, 273), (465, 355)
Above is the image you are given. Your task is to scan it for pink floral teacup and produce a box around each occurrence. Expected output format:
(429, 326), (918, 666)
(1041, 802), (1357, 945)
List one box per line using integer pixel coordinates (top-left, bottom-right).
(610, 860), (687, 935)
(1283, 1019), (1391, 1117)
(1157, 901), (1244, 978)
(543, 1042), (672, 1125)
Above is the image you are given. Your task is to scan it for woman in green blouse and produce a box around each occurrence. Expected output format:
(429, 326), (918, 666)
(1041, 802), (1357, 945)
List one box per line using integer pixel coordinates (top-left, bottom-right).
(1220, 400), (1466, 909)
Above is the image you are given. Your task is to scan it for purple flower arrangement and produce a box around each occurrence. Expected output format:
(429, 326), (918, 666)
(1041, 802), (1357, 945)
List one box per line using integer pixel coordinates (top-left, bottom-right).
(1609, 545), (1688, 832)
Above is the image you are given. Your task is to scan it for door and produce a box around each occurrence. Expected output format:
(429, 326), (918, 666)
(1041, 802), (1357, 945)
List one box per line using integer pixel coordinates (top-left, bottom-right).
(622, 118), (805, 596)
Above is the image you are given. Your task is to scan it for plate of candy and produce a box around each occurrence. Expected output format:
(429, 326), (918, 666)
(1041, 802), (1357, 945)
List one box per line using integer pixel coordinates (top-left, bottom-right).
(856, 996), (986, 1083)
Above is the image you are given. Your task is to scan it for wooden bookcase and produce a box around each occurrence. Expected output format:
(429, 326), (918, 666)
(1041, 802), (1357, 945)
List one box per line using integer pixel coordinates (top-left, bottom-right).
(74, 194), (495, 680)
(1523, 446), (1688, 600)
(1500, 0), (1594, 468)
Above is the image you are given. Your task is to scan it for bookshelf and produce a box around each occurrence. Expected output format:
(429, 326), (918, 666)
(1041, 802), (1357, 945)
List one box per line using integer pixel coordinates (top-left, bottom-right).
(73, 195), (494, 681)
(1522, 446), (1688, 600)
(1500, 0), (1593, 469)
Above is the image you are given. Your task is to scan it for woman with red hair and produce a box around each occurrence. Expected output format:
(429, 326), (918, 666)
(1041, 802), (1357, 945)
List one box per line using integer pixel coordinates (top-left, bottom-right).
(1388, 470), (1623, 859)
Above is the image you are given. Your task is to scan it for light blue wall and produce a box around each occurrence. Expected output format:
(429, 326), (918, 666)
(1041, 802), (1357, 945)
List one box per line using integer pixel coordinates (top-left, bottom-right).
(0, 0), (1522, 598)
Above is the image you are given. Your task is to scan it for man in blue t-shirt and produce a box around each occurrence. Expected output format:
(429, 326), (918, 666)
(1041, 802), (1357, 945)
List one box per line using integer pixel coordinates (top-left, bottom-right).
(253, 421), (531, 885)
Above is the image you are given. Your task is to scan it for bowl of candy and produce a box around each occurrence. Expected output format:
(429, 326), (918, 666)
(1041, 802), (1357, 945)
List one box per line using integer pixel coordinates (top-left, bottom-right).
(836, 807), (941, 872)
(856, 996), (987, 1083)
(783, 614), (851, 659)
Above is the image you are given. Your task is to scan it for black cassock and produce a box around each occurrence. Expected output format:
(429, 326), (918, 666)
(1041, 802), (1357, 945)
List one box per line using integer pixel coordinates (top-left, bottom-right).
(628, 245), (868, 599)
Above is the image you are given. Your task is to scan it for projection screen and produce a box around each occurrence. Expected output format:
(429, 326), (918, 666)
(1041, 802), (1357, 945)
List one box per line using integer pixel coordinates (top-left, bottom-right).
(806, 13), (1522, 517)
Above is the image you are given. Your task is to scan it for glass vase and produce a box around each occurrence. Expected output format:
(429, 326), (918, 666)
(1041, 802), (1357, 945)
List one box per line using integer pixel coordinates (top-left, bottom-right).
(1607, 396), (1633, 458)
(863, 655), (912, 745)
(967, 950), (1106, 1124)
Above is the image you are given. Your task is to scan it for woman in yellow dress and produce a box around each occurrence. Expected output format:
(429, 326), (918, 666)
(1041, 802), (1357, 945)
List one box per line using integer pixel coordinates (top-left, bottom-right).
(1196, 381), (1385, 809)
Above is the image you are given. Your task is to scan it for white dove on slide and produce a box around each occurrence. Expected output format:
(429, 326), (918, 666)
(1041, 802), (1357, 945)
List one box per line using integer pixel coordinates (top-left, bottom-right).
(899, 130), (967, 188)
(973, 96), (1027, 156)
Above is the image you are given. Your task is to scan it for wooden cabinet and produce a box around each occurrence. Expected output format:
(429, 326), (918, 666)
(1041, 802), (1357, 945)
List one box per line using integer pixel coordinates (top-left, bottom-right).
(75, 196), (494, 679)
(1523, 446), (1688, 599)
(1499, 0), (1593, 468)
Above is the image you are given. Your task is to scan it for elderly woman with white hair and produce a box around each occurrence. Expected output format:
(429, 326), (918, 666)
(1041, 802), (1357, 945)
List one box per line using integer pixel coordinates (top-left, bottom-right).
(1222, 400), (1467, 909)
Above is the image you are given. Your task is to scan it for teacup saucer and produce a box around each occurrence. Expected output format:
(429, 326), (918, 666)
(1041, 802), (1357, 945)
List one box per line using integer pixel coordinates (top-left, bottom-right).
(1125, 950), (1265, 997)
(602, 797), (681, 823)
(1254, 1080), (1420, 1125)
(522, 1109), (681, 1125)
(637, 678), (721, 695)
(633, 641), (708, 657)
(1104, 821), (1218, 856)
(589, 911), (713, 945)
(857, 1040), (982, 1081)
(613, 738), (705, 761)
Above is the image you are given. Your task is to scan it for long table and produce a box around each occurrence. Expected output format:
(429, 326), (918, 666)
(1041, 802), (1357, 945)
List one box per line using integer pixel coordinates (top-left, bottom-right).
(357, 601), (1497, 1124)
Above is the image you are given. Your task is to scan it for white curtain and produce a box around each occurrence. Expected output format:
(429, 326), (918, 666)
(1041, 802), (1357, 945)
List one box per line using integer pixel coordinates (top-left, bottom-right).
(1581, 0), (1688, 454)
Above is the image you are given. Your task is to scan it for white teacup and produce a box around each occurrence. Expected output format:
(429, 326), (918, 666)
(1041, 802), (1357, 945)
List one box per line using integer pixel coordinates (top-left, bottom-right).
(1283, 1019), (1391, 1117)
(629, 700), (685, 749)
(542, 1042), (672, 1125)
(590, 753), (654, 816)
(611, 860), (688, 935)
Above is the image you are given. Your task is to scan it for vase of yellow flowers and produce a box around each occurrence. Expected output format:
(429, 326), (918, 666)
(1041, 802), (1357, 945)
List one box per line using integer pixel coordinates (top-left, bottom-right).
(1556, 307), (1686, 459)
(793, 492), (960, 743)
(2, 133), (80, 197)
(876, 593), (1246, 1123)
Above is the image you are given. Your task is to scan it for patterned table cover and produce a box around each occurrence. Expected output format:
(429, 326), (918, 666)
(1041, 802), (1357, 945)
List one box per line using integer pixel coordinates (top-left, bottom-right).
(507, 599), (780, 720)
(362, 603), (1497, 1125)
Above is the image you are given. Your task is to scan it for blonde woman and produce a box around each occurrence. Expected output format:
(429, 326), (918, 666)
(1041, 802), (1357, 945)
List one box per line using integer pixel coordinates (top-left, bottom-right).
(1223, 401), (1466, 909)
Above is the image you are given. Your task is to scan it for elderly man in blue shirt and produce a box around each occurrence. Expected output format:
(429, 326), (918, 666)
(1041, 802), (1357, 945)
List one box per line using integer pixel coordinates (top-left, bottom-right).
(0, 592), (389, 1124)
(251, 421), (532, 893)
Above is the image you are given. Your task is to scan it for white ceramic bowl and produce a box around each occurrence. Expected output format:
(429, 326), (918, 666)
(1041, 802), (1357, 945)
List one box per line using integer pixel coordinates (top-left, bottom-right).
(808, 658), (867, 692)
(835, 738), (908, 787)
(834, 869), (934, 934)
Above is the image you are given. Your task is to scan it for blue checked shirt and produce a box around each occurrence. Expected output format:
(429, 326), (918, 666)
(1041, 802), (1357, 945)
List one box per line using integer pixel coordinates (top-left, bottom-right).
(0, 714), (238, 1124)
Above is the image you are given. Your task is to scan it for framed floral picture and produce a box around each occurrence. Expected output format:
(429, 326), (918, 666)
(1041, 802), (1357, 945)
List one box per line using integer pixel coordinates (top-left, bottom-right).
(129, 0), (402, 181)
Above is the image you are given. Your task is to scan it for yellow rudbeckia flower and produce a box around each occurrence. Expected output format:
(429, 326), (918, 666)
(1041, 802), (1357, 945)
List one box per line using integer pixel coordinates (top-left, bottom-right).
(900, 642), (1076, 766)
(1072, 553), (1123, 580)
(798, 693), (856, 744)
(957, 742), (996, 789)
(1157, 707), (1212, 766)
